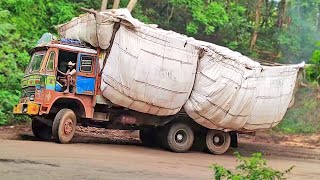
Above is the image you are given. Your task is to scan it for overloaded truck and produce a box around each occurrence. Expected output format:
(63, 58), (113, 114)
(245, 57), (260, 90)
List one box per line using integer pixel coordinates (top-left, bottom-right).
(13, 37), (231, 154)
(13, 2), (304, 155)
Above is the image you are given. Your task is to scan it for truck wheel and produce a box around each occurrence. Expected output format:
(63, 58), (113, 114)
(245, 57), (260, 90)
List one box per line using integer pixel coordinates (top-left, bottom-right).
(162, 123), (194, 153)
(206, 130), (231, 155)
(139, 128), (157, 147)
(230, 131), (238, 148)
(192, 133), (206, 152)
(52, 109), (77, 144)
(32, 118), (52, 141)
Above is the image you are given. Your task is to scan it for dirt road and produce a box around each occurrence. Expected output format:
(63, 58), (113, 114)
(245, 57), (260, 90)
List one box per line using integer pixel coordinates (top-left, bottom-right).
(0, 126), (320, 180)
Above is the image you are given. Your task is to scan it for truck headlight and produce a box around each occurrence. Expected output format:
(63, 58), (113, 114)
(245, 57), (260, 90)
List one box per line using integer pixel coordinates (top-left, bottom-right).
(29, 94), (35, 101)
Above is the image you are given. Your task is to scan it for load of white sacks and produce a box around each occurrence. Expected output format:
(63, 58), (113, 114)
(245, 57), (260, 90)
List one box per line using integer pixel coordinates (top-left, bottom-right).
(57, 9), (304, 131)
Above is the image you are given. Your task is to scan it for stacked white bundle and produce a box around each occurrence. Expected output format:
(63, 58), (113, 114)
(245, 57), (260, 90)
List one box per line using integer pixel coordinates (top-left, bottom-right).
(58, 13), (99, 47)
(184, 43), (303, 131)
(58, 9), (304, 130)
(100, 25), (199, 116)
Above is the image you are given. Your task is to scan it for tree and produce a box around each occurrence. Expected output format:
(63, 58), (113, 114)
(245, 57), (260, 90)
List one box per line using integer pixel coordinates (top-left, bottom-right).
(249, 0), (264, 51)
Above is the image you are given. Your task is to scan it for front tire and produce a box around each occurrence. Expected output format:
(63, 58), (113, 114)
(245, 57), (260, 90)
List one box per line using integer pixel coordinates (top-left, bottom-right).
(32, 118), (52, 141)
(161, 123), (194, 153)
(205, 130), (231, 155)
(52, 109), (77, 144)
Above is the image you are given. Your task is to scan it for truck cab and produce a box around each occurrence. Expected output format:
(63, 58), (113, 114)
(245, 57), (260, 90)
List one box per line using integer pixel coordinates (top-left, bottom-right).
(14, 38), (98, 117)
(13, 37), (103, 142)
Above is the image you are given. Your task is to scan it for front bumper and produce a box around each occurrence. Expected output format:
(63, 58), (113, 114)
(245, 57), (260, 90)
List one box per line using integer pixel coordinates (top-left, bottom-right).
(13, 103), (40, 115)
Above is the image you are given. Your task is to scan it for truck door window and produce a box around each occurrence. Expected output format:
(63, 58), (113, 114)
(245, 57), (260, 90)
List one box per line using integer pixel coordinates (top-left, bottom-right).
(57, 50), (77, 73)
(46, 52), (55, 71)
(80, 56), (93, 73)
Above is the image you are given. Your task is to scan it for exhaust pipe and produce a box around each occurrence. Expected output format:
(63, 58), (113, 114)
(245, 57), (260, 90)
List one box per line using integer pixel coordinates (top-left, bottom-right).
(113, 0), (120, 9)
(127, 0), (137, 12)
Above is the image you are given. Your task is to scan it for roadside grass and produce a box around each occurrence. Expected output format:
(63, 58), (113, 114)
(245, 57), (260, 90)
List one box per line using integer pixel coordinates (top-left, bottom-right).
(274, 86), (320, 134)
(211, 152), (293, 180)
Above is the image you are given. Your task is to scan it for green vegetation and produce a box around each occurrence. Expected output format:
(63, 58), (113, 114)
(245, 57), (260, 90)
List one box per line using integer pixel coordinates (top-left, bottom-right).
(0, 0), (320, 130)
(306, 42), (320, 84)
(275, 86), (320, 134)
(211, 152), (293, 180)
(0, 0), (81, 125)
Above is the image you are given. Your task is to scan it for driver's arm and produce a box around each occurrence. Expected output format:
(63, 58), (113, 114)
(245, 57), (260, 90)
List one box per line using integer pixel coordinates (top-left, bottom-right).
(69, 69), (76, 75)
(57, 69), (66, 76)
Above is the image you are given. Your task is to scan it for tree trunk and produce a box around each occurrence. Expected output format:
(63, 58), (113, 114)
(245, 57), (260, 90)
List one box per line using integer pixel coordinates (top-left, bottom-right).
(249, 0), (263, 51)
(261, 0), (274, 28)
(127, 0), (138, 12)
(101, 0), (108, 11)
(277, 0), (287, 28)
(113, 0), (120, 9)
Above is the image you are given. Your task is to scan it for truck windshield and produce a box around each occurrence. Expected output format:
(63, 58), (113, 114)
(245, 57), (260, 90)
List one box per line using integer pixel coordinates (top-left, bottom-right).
(25, 51), (46, 74)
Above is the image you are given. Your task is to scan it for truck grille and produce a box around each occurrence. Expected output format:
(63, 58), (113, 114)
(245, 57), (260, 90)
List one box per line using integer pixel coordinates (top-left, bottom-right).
(21, 87), (36, 98)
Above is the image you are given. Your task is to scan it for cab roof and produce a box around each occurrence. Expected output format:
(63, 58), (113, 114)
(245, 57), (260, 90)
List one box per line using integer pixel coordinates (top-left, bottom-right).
(33, 39), (98, 55)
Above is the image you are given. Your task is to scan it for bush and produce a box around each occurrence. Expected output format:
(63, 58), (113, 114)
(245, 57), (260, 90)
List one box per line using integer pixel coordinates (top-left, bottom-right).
(306, 42), (320, 83)
(211, 152), (294, 180)
(274, 87), (320, 134)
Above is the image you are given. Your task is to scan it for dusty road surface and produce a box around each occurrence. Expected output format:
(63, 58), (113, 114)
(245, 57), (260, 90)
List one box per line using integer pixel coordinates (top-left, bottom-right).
(0, 126), (320, 180)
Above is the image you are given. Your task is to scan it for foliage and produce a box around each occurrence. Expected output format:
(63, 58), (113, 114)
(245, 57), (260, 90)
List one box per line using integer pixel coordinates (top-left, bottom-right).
(170, 0), (228, 35)
(275, 87), (320, 134)
(277, 0), (320, 64)
(306, 42), (320, 83)
(211, 152), (294, 180)
(0, 0), (86, 125)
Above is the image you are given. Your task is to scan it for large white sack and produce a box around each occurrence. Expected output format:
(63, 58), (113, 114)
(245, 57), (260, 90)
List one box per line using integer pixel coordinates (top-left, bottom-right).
(101, 25), (200, 116)
(184, 43), (304, 131)
(58, 13), (99, 47)
(57, 9), (139, 50)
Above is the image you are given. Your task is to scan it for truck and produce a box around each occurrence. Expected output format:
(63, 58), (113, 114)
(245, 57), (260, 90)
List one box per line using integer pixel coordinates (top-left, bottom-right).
(13, 37), (237, 155)
(13, 1), (303, 155)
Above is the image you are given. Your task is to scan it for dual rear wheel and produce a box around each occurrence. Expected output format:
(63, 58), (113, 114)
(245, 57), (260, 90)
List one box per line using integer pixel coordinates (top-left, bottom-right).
(139, 123), (194, 153)
(205, 130), (231, 155)
(139, 123), (232, 154)
(162, 123), (194, 153)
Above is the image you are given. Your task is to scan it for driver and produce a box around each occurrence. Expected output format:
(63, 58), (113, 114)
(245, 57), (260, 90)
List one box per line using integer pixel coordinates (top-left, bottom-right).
(58, 61), (76, 93)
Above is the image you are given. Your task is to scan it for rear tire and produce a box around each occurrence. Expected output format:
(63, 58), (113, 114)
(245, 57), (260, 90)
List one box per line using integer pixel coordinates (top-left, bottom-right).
(192, 132), (206, 152)
(205, 130), (231, 155)
(230, 131), (238, 148)
(52, 109), (77, 144)
(161, 123), (194, 153)
(139, 128), (158, 147)
(32, 118), (52, 141)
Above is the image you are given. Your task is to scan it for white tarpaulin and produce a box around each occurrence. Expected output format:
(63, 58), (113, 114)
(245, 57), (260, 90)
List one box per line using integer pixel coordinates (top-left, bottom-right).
(100, 25), (199, 116)
(184, 42), (304, 131)
(58, 13), (99, 47)
(58, 12), (119, 49)
(58, 9), (304, 130)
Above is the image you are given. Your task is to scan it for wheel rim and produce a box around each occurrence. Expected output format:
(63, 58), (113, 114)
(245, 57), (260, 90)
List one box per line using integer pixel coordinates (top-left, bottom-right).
(63, 118), (74, 136)
(212, 133), (225, 147)
(174, 129), (188, 145)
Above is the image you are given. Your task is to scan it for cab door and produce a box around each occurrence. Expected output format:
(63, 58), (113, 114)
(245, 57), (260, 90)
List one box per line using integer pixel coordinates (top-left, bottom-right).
(76, 54), (96, 95)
